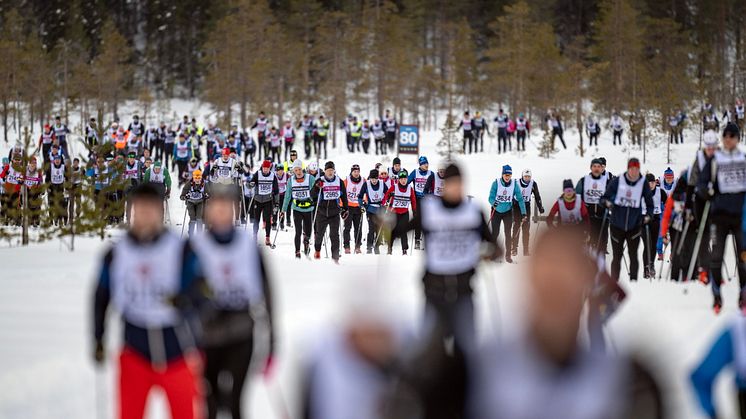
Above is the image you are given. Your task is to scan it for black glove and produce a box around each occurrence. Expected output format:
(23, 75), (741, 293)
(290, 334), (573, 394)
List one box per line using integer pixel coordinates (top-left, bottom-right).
(93, 340), (105, 364)
(643, 215), (651, 224)
(604, 200), (613, 209)
(180, 194), (186, 201)
(340, 208), (349, 220)
(315, 178), (324, 187)
(361, 205), (367, 214)
(538, 205), (545, 214)
(248, 181), (256, 189)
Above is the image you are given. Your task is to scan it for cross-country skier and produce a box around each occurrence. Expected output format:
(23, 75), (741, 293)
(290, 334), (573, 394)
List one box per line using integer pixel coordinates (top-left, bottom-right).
(51, 115), (70, 157)
(251, 111), (270, 160)
(408, 161), (497, 352)
(281, 120), (295, 161)
(547, 179), (589, 229)
(687, 130), (719, 284)
(641, 173), (667, 279)
(547, 110), (566, 150)
(310, 161), (349, 262)
(358, 169), (387, 253)
(601, 158), (655, 281)
(407, 156), (434, 250)
(45, 153), (67, 225)
(660, 168), (693, 281)
(272, 163), (288, 231)
(372, 118), (387, 155)
(384, 109), (398, 153)
(343, 164), (365, 254)
(249, 160), (279, 246)
(515, 113), (529, 151)
(576, 158), (611, 253)
(180, 169), (208, 236)
(314, 115), (330, 159)
(494, 109), (509, 154)
(298, 115), (314, 159)
(388, 157), (403, 179)
(586, 116), (600, 147)
(383, 169), (416, 255)
(488, 165), (526, 263)
(610, 111), (624, 146)
(458, 111), (476, 154)
(283, 160), (316, 258)
(511, 169), (544, 257)
(698, 122), (746, 312)
(122, 152), (142, 224)
(185, 184), (276, 419)
(432, 164), (446, 197)
(92, 183), (202, 419)
(473, 111), (489, 152)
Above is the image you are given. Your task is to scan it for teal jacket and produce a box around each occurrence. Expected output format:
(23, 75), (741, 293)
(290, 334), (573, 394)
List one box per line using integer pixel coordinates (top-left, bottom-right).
(488, 178), (526, 214)
(282, 174), (316, 212)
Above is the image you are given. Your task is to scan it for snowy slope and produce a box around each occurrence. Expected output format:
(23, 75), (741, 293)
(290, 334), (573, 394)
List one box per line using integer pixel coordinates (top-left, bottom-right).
(0, 105), (741, 418)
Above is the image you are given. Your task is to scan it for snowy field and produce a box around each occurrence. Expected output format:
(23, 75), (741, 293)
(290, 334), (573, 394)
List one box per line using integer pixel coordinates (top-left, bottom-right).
(0, 105), (743, 418)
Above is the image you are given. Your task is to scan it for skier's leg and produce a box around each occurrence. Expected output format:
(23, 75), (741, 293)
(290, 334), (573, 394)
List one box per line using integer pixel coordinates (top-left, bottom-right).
(353, 209), (362, 249)
(314, 215), (327, 252)
(522, 214), (531, 255)
(294, 211), (303, 252)
(610, 226), (624, 281)
(227, 339), (253, 419)
(510, 204), (521, 253)
(203, 347), (222, 419)
(503, 210), (513, 260)
(343, 214), (352, 250)
(398, 213), (409, 251)
(263, 203), (272, 239)
(159, 355), (201, 419)
(627, 227), (642, 281)
(330, 214), (341, 259)
(708, 214), (728, 287)
(119, 349), (154, 419)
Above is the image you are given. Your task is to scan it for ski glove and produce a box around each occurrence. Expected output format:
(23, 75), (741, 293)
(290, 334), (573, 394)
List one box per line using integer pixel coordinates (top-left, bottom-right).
(538, 205), (545, 214)
(360, 205), (367, 214)
(93, 340), (105, 364)
(340, 209), (349, 220)
(643, 215), (651, 224)
(604, 200), (613, 209)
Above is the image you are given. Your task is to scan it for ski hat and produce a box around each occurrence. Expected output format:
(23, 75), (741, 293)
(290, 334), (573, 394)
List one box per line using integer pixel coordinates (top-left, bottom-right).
(290, 149), (297, 156)
(291, 160), (303, 170)
(398, 169), (409, 179)
(645, 173), (656, 183)
(703, 130), (719, 147)
(308, 161), (318, 171)
(130, 183), (164, 203)
(127, 152), (136, 158)
(154, 161), (162, 168)
(562, 179), (574, 190)
(261, 160), (272, 169)
(627, 158), (640, 169)
(351, 164), (360, 173)
(590, 158), (603, 167)
(443, 163), (462, 180)
(368, 169), (379, 179)
(522, 169), (532, 177)
(724, 122), (741, 138)
(392, 157), (401, 165)
(502, 165), (512, 175)
(192, 169), (202, 180)
(418, 156), (428, 166)
(664, 167), (674, 178)
(598, 157), (607, 166)
(52, 153), (62, 161)
(275, 163), (284, 171)
(222, 147), (231, 156)
(325, 161), (335, 170)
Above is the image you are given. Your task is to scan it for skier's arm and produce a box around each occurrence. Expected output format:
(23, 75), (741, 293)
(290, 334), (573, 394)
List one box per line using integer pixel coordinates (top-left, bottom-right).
(409, 187), (417, 212)
(357, 183), (368, 208)
(143, 168), (151, 183)
(546, 201), (560, 227)
(691, 328), (734, 418)
(93, 248), (114, 346)
(180, 182), (190, 200)
(601, 177), (619, 207)
(281, 179), (292, 212)
(643, 183), (654, 217)
(383, 185), (394, 208)
(45, 167), (52, 183)
(272, 177), (279, 196)
(660, 197), (675, 239)
(488, 180), (498, 207)
(407, 171), (416, 185)
(339, 181), (349, 210)
(575, 178), (584, 197)
(697, 158), (714, 199)
(457, 121), (463, 129)
(532, 181), (544, 212)
(514, 183), (526, 215)
(580, 202), (590, 227)
(424, 174), (434, 194)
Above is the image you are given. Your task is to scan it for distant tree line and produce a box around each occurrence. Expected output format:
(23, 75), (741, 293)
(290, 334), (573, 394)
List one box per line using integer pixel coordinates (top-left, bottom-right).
(0, 0), (744, 138)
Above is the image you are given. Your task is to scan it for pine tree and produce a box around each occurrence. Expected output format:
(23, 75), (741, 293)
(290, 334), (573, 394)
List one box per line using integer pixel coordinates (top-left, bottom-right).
(437, 113), (461, 159)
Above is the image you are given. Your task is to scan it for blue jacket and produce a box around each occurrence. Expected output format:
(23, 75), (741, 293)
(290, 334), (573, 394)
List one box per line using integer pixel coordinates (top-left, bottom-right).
(407, 168), (434, 198)
(691, 324), (746, 417)
(489, 178), (526, 215)
(601, 172), (654, 231)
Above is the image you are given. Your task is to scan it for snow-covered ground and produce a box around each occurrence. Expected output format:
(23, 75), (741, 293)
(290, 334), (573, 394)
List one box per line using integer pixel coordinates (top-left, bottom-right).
(0, 102), (742, 418)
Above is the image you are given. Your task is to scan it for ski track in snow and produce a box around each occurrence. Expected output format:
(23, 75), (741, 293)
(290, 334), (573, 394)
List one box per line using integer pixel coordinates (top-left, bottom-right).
(0, 102), (742, 418)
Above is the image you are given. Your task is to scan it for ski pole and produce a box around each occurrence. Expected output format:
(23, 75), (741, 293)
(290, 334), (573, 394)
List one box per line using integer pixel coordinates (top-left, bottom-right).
(270, 213), (282, 249)
(180, 204), (188, 238)
(686, 200), (710, 285)
(657, 242), (668, 281)
(595, 208), (609, 252)
(644, 223), (653, 282)
(732, 234), (739, 282)
(245, 193), (256, 231)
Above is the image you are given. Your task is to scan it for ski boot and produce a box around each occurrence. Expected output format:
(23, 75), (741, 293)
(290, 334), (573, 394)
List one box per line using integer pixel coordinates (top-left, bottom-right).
(344, 247), (351, 254)
(387, 247), (393, 255)
(714, 295), (723, 314)
(505, 256), (513, 264)
(643, 266), (651, 279)
(354, 246), (362, 254)
(333, 258), (340, 265)
(295, 251), (301, 259)
(414, 240), (421, 250)
(265, 236), (272, 246)
(374, 246), (380, 255)
(366, 247), (373, 254)
(511, 247), (518, 257)
(314, 251), (321, 259)
(403, 249), (408, 255)
(303, 240), (310, 256)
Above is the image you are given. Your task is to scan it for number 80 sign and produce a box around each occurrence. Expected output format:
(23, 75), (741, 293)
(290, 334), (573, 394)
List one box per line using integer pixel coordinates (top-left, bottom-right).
(398, 124), (419, 155)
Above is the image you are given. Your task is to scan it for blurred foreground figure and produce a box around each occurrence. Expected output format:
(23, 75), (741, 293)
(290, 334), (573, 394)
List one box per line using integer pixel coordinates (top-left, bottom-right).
(186, 184), (276, 419)
(300, 282), (404, 419)
(92, 183), (202, 419)
(408, 160), (498, 353)
(691, 312), (746, 418)
(470, 227), (663, 419)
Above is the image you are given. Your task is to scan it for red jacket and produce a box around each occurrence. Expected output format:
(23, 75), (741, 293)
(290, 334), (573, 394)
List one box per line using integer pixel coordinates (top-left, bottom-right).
(383, 183), (417, 215)
(546, 196), (589, 227)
